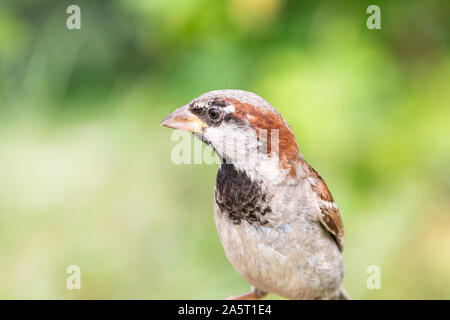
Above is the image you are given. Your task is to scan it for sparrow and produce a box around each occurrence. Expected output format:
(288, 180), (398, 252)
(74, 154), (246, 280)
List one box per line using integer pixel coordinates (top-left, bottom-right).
(160, 90), (348, 300)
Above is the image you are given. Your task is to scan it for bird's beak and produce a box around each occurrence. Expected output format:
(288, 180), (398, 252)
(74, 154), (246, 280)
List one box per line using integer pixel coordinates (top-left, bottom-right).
(160, 104), (205, 133)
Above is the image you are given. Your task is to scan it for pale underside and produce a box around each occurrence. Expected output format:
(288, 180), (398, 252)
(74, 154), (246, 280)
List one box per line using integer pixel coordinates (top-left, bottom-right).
(213, 173), (344, 300)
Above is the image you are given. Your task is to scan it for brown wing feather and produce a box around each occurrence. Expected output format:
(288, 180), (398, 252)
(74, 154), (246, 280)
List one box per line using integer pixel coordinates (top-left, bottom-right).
(303, 161), (345, 251)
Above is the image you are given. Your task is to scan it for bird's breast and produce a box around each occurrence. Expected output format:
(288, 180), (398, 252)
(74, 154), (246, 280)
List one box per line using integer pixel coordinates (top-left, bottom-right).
(213, 164), (344, 299)
(215, 163), (271, 226)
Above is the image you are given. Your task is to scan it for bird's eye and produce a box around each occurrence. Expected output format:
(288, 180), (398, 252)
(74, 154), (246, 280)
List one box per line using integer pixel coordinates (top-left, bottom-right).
(208, 108), (220, 120)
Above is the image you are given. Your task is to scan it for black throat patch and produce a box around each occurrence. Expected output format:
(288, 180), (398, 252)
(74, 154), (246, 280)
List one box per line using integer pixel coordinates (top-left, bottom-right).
(215, 164), (271, 226)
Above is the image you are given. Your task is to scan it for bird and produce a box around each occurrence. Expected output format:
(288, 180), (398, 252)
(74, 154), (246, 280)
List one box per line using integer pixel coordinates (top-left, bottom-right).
(160, 89), (348, 300)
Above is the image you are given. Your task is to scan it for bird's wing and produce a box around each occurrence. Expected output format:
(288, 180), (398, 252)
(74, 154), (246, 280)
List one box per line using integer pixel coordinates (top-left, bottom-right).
(304, 162), (345, 251)
(317, 200), (344, 252)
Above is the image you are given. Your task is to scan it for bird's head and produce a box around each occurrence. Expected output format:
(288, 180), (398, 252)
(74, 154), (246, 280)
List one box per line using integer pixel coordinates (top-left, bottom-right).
(161, 90), (302, 182)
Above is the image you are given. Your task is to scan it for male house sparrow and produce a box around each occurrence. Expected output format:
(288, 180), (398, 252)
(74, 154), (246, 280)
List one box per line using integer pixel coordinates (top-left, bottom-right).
(161, 90), (348, 300)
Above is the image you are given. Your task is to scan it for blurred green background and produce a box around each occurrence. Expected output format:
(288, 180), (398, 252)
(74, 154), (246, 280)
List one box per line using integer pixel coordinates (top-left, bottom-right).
(0, 0), (449, 299)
